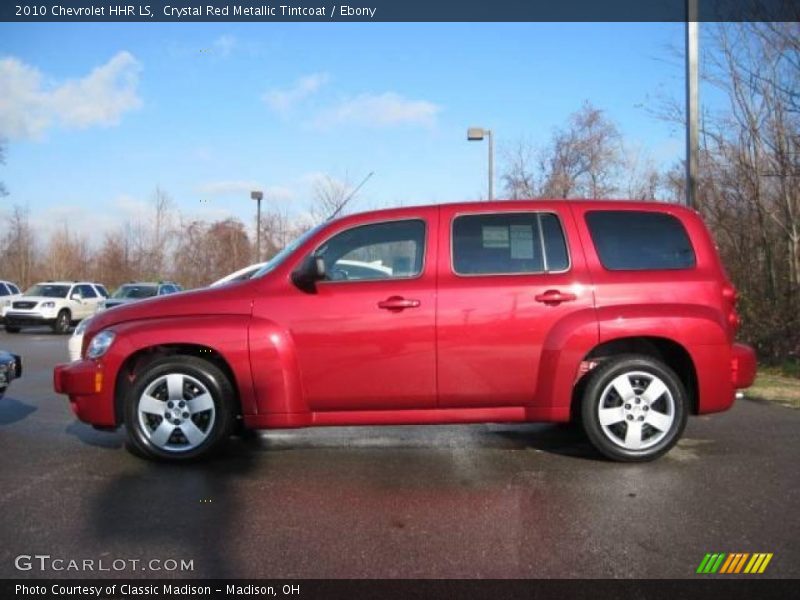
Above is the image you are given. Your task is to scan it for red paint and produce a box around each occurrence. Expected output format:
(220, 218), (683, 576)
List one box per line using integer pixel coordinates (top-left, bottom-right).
(53, 200), (756, 430)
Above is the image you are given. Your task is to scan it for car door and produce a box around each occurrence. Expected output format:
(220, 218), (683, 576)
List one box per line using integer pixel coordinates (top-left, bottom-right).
(436, 205), (594, 407)
(75, 284), (100, 318)
(278, 212), (438, 412)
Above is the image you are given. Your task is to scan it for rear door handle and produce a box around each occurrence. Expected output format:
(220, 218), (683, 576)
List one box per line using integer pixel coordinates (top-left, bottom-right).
(378, 296), (421, 311)
(534, 290), (577, 305)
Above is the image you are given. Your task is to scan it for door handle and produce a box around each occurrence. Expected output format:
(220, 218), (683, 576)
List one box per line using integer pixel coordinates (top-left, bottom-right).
(378, 296), (421, 311)
(534, 290), (577, 305)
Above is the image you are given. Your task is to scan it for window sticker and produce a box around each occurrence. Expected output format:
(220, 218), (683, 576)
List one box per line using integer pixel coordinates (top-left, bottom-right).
(510, 224), (535, 259)
(482, 226), (509, 248)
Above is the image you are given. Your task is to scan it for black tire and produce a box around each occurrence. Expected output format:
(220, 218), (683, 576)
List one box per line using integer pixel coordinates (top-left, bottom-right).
(4, 325), (20, 333)
(581, 355), (688, 462)
(52, 309), (71, 334)
(124, 355), (236, 461)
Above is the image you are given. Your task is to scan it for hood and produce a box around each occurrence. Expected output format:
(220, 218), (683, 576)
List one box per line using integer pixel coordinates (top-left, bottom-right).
(11, 296), (61, 306)
(88, 282), (254, 334)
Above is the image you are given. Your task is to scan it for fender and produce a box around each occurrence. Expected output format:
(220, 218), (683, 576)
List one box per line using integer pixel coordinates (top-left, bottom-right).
(107, 315), (256, 419)
(533, 306), (599, 416)
(246, 316), (306, 421)
(595, 303), (734, 413)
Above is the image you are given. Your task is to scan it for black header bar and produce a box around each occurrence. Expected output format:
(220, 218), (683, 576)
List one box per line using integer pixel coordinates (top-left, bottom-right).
(2, 0), (799, 23)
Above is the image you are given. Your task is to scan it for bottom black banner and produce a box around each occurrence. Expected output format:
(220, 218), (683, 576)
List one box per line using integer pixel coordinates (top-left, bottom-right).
(2, 579), (797, 600)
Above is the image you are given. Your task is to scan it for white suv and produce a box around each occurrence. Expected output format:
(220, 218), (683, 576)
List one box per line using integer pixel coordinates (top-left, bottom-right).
(4, 281), (108, 334)
(0, 280), (22, 321)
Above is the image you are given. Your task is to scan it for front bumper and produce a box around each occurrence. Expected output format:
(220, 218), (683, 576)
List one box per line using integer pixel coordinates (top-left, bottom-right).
(53, 360), (117, 427)
(5, 312), (56, 327)
(0, 353), (22, 389)
(732, 343), (757, 389)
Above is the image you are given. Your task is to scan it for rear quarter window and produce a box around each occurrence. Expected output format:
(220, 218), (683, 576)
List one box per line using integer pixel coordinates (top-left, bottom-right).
(586, 210), (696, 271)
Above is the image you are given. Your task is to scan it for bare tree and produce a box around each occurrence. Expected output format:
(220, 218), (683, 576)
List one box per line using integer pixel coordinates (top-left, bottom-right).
(1, 205), (37, 287)
(501, 102), (625, 200)
(0, 139), (8, 197)
(500, 140), (540, 199)
(309, 174), (352, 224)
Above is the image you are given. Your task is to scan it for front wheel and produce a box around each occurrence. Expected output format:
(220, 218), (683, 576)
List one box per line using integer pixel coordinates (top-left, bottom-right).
(125, 356), (236, 461)
(4, 325), (20, 333)
(52, 310), (71, 334)
(581, 355), (688, 462)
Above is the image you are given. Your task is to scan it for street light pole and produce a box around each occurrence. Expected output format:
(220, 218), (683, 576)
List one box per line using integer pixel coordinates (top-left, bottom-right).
(251, 190), (263, 262)
(686, 0), (699, 210)
(467, 126), (494, 200)
(487, 129), (494, 201)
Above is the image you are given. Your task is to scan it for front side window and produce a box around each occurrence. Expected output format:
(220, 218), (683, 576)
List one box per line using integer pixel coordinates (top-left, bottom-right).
(0, 284), (9, 296)
(586, 211), (696, 271)
(9, 284), (19, 294)
(452, 212), (569, 275)
(316, 220), (426, 282)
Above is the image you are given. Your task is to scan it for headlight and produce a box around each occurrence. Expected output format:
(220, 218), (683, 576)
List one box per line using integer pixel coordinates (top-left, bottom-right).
(86, 330), (115, 359)
(41, 301), (55, 308)
(74, 316), (93, 336)
(2, 300), (9, 307)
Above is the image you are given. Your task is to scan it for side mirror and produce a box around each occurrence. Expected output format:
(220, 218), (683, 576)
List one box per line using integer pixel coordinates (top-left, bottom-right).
(291, 254), (326, 292)
(70, 292), (83, 302)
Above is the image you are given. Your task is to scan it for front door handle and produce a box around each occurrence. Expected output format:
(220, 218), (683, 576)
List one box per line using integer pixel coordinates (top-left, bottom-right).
(534, 290), (577, 305)
(378, 296), (421, 311)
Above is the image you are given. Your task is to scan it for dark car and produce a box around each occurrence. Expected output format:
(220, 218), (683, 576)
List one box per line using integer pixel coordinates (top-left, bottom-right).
(101, 282), (182, 311)
(0, 351), (22, 399)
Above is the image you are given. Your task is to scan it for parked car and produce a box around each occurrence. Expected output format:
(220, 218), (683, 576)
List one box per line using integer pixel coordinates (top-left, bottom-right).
(101, 282), (182, 312)
(54, 200), (756, 462)
(210, 263), (267, 287)
(0, 280), (22, 322)
(0, 350), (22, 399)
(68, 282), (182, 361)
(211, 259), (391, 287)
(5, 281), (107, 334)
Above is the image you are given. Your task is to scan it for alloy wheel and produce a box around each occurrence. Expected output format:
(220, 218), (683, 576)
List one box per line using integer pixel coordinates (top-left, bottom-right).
(596, 370), (676, 451)
(137, 373), (216, 452)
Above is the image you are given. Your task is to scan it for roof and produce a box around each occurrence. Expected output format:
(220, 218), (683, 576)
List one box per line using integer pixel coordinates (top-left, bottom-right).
(35, 281), (104, 286)
(334, 199), (698, 223)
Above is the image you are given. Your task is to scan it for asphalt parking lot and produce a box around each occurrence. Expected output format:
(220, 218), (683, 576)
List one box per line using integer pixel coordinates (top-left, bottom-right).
(0, 329), (797, 579)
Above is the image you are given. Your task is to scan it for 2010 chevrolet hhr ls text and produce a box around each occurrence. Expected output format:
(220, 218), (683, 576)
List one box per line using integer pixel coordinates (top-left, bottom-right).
(54, 200), (757, 462)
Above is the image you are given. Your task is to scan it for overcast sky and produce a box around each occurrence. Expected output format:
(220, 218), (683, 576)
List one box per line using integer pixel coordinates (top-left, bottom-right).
(0, 22), (714, 241)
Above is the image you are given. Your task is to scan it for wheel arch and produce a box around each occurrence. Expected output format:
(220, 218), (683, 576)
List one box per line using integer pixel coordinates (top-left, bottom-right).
(571, 336), (699, 420)
(114, 343), (242, 427)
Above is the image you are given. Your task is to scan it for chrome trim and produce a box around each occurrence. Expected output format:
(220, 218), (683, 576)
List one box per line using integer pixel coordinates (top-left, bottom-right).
(449, 210), (572, 278)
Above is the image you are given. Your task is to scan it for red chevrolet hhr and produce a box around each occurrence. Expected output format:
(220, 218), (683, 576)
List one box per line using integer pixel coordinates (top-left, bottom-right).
(54, 200), (756, 462)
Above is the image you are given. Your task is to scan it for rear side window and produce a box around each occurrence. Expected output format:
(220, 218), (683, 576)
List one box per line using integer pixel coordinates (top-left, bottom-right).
(452, 212), (569, 275)
(586, 211), (696, 271)
(78, 284), (98, 298)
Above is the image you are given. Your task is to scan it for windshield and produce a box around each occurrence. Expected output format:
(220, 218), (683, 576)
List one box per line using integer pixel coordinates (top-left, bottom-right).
(25, 284), (70, 298)
(112, 285), (158, 299)
(251, 223), (326, 279)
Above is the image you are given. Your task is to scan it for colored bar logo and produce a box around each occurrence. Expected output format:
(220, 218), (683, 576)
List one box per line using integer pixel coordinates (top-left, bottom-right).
(696, 553), (773, 574)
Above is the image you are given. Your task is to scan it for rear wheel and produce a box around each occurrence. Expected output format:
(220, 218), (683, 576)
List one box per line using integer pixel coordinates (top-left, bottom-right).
(4, 325), (20, 333)
(125, 355), (236, 461)
(581, 355), (687, 462)
(52, 310), (71, 334)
